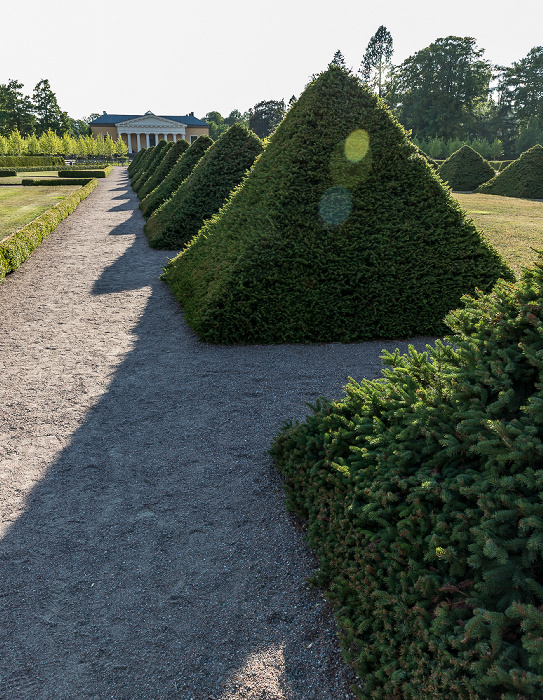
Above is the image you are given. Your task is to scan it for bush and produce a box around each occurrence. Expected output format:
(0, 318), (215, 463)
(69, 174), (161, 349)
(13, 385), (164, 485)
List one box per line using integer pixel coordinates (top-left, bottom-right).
(0, 179), (98, 282)
(22, 178), (93, 186)
(139, 136), (212, 218)
(270, 257), (543, 698)
(0, 155), (64, 167)
(438, 145), (495, 191)
(129, 146), (155, 181)
(137, 139), (190, 201)
(0, 170), (16, 177)
(57, 166), (113, 178)
(128, 148), (147, 177)
(132, 140), (171, 194)
(145, 124), (263, 248)
(477, 145), (543, 199)
(160, 66), (513, 344)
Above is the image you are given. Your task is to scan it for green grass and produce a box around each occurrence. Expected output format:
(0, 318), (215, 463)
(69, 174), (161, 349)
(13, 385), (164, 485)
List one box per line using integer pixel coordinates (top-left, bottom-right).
(0, 171), (61, 185)
(0, 185), (81, 239)
(455, 192), (543, 277)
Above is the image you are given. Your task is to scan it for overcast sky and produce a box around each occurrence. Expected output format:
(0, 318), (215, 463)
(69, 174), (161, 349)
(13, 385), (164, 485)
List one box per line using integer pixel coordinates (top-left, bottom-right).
(2, 0), (541, 121)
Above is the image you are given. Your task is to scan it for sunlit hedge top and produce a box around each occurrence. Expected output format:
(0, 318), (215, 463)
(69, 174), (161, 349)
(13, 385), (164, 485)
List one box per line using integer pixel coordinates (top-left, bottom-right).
(438, 145), (495, 191)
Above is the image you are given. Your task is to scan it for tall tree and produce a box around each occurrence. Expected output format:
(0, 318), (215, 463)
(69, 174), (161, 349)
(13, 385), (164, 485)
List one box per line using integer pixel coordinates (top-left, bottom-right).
(387, 36), (492, 140)
(360, 26), (393, 97)
(330, 50), (346, 68)
(497, 46), (543, 129)
(0, 79), (35, 136)
(248, 99), (285, 138)
(32, 79), (69, 135)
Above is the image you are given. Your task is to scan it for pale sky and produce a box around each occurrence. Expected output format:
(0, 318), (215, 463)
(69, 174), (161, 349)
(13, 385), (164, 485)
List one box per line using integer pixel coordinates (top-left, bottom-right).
(2, 0), (542, 122)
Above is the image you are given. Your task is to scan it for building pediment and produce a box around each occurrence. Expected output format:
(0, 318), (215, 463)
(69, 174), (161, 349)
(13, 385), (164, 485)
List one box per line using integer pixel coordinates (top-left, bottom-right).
(116, 113), (186, 129)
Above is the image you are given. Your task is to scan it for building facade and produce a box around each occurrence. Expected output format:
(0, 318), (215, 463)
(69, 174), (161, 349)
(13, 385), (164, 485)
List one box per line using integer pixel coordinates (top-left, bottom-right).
(89, 111), (209, 153)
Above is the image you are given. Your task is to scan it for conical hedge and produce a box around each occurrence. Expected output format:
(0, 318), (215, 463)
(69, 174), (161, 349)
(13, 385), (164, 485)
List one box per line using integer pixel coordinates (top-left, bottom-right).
(145, 124), (263, 248)
(130, 145), (154, 180)
(270, 256), (543, 698)
(161, 66), (513, 344)
(137, 139), (189, 202)
(139, 136), (213, 219)
(477, 144), (543, 198)
(438, 145), (495, 191)
(128, 148), (146, 177)
(132, 140), (171, 194)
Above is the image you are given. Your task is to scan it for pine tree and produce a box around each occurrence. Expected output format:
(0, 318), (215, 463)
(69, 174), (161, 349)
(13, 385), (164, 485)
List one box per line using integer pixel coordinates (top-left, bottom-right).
(330, 50), (346, 68)
(360, 26), (393, 97)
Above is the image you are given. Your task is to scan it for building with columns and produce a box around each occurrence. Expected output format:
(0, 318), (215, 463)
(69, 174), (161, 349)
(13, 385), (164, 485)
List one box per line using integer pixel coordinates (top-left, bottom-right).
(89, 111), (209, 153)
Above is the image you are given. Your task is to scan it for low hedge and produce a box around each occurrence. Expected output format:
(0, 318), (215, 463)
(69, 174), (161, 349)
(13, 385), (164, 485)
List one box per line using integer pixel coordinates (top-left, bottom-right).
(57, 166), (112, 178)
(22, 178), (94, 186)
(270, 258), (543, 698)
(0, 155), (64, 167)
(0, 178), (98, 282)
(0, 169), (16, 177)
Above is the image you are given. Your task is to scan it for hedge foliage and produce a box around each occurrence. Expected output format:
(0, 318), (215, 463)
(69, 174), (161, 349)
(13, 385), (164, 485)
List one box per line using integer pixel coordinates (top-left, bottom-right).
(132, 140), (171, 194)
(137, 139), (189, 201)
(57, 166), (113, 178)
(145, 125), (263, 248)
(129, 146), (155, 181)
(477, 145), (543, 199)
(139, 136), (213, 219)
(0, 169), (16, 177)
(0, 155), (64, 167)
(438, 145), (496, 191)
(22, 178), (93, 186)
(128, 148), (147, 177)
(161, 66), (513, 344)
(0, 179), (98, 282)
(270, 257), (543, 699)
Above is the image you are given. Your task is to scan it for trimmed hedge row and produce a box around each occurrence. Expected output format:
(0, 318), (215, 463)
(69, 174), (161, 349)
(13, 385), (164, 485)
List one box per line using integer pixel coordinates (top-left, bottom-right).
(128, 148), (147, 177)
(438, 145), (495, 191)
(137, 139), (190, 201)
(132, 140), (171, 193)
(0, 170), (16, 177)
(22, 178), (94, 186)
(270, 259), (543, 698)
(0, 155), (64, 167)
(0, 178), (98, 282)
(139, 136), (213, 218)
(57, 166), (113, 178)
(477, 145), (543, 199)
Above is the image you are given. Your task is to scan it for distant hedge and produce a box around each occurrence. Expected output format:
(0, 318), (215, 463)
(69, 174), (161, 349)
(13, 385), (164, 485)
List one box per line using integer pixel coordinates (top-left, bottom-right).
(0, 178), (98, 282)
(57, 166), (112, 178)
(0, 155), (64, 167)
(132, 140), (171, 194)
(139, 136), (213, 218)
(145, 124), (263, 249)
(0, 169), (16, 177)
(128, 148), (147, 177)
(477, 145), (543, 199)
(129, 146), (155, 181)
(22, 178), (94, 186)
(137, 139), (190, 201)
(438, 145), (495, 191)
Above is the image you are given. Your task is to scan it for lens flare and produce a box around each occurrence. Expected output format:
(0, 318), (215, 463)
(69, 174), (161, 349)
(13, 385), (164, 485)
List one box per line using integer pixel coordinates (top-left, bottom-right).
(345, 129), (370, 163)
(319, 186), (353, 226)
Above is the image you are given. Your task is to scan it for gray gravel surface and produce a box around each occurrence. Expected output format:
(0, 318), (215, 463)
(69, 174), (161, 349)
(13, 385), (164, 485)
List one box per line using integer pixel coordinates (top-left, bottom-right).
(0, 167), (436, 699)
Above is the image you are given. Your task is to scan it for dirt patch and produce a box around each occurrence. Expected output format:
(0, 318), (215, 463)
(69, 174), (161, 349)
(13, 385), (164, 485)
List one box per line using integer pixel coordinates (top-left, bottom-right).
(0, 167), (436, 698)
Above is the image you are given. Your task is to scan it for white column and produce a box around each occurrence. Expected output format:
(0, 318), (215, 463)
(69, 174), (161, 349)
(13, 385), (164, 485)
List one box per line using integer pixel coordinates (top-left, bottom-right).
(136, 133), (141, 151)
(146, 133), (150, 148)
(155, 133), (159, 144)
(127, 133), (133, 153)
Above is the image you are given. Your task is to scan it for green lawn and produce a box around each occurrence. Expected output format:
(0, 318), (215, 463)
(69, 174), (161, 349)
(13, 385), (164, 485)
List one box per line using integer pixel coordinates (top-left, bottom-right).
(0, 171), (60, 185)
(455, 192), (543, 277)
(0, 185), (81, 239)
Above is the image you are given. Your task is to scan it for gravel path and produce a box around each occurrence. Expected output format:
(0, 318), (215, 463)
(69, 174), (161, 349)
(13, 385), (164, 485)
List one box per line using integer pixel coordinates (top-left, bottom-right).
(0, 167), (436, 699)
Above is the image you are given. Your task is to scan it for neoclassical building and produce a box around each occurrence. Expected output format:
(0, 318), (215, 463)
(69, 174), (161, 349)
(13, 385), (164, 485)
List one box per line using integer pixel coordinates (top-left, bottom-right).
(89, 111), (210, 153)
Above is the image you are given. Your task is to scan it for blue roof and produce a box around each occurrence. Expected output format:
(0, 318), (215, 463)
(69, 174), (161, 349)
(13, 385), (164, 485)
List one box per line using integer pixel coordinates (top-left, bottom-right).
(90, 112), (208, 127)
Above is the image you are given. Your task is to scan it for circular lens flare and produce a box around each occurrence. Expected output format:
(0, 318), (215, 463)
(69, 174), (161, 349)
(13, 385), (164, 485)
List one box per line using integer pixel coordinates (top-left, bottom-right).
(345, 129), (370, 163)
(319, 186), (353, 226)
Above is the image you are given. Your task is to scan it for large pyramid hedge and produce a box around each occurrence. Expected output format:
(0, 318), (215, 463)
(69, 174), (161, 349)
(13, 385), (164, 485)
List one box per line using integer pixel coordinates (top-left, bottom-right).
(139, 135), (213, 219)
(138, 138), (189, 201)
(438, 144), (495, 191)
(477, 144), (543, 198)
(161, 66), (513, 344)
(145, 124), (263, 248)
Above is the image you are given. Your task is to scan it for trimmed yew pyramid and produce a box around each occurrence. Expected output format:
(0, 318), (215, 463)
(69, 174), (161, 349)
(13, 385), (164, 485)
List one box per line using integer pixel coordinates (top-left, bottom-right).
(477, 144), (543, 199)
(145, 124), (262, 248)
(138, 138), (189, 201)
(438, 144), (495, 191)
(139, 135), (213, 219)
(161, 66), (514, 344)
(132, 139), (171, 194)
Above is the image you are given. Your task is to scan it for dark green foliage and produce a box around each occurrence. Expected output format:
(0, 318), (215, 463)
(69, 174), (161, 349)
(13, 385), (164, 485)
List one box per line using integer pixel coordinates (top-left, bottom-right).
(132, 140), (171, 194)
(0, 156), (64, 167)
(137, 139), (189, 202)
(145, 124), (262, 249)
(0, 169), (16, 177)
(477, 145), (543, 199)
(139, 135), (212, 219)
(270, 258), (543, 698)
(57, 167), (112, 178)
(0, 179), (97, 282)
(161, 66), (513, 344)
(129, 145), (155, 181)
(128, 148), (146, 177)
(438, 145), (495, 190)
(22, 178), (93, 186)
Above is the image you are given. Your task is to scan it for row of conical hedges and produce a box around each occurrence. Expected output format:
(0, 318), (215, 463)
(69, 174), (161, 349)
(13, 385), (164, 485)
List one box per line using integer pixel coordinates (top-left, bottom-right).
(477, 144), (543, 199)
(132, 140), (172, 194)
(438, 145), (496, 191)
(139, 135), (213, 218)
(145, 124), (263, 249)
(270, 257), (543, 699)
(137, 138), (189, 201)
(161, 66), (512, 344)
